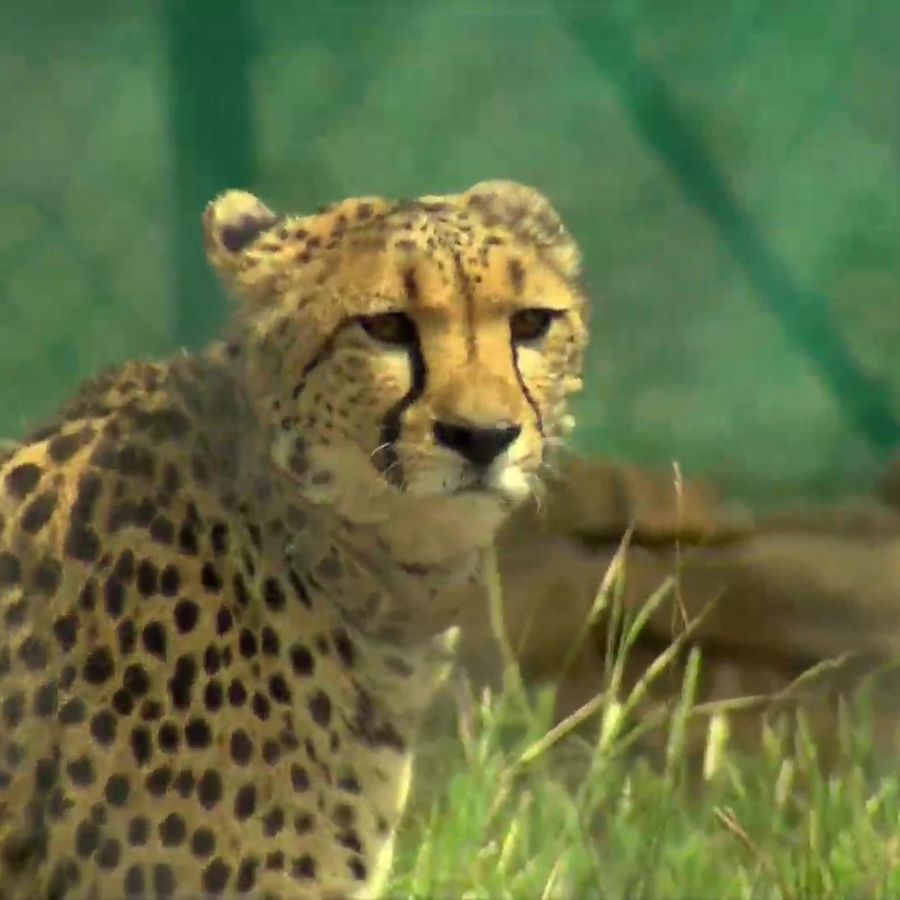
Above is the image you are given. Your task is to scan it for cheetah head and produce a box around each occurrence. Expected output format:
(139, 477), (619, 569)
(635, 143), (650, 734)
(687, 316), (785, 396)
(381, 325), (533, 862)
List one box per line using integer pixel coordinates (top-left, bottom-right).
(203, 181), (588, 561)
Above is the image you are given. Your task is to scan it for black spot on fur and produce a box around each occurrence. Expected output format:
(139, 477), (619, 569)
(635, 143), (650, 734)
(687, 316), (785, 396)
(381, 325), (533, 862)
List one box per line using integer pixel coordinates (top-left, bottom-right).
(105, 773), (130, 806)
(114, 550), (135, 582)
(185, 717), (211, 749)
(90, 709), (117, 745)
(173, 599), (199, 633)
(290, 764), (309, 791)
(268, 673), (292, 704)
(333, 629), (356, 668)
(236, 857), (259, 892)
(83, 647), (115, 684)
(2, 693), (24, 727)
(159, 812), (187, 847)
(308, 690), (332, 727)
(150, 516), (175, 545)
(173, 769), (194, 797)
(75, 819), (100, 858)
(19, 635), (47, 672)
(252, 692), (270, 721)
(290, 644), (315, 676)
(204, 679), (224, 712)
(78, 578), (97, 612)
(291, 854), (316, 880)
(168, 655), (196, 709)
(33, 681), (57, 716)
(59, 697), (87, 725)
(234, 784), (256, 820)
(216, 605), (234, 635)
(20, 490), (57, 533)
(142, 621), (167, 660)
(338, 829), (363, 852)
(123, 663), (150, 698)
(261, 627), (280, 656)
(104, 576), (126, 618)
(67, 755), (96, 786)
(4, 463), (42, 498)
(153, 862), (177, 897)
(48, 429), (88, 464)
(201, 562), (222, 593)
(0, 552), (21, 587)
(32, 556), (62, 596)
(96, 837), (121, 870)
(238, 629), (257, 658)
(71, 471), (102, 522)
(228, 679), (247, 707)
(203, 645), (221, 675)
(201, 857), (232, 894)
(4, 598), (27, 629)
(210, 522), (229, 555)
(136, 560), (159, 597)
(159, 564), (180, 596)
(113, 689), (135, 716)
(127, 816), (150, 847)
(158, 721), (180, 753)
(177, 522), (199, 555)
(197, 770), (222, 810)
(263, 577), (286, 612)
(130, 727), (153, 766)
(64, 520), (101, 563)
(232, 572), (250, 607)
(349, 858), (368, 881)
(124, 864), (145, 894)
(117, 618), (137, 655)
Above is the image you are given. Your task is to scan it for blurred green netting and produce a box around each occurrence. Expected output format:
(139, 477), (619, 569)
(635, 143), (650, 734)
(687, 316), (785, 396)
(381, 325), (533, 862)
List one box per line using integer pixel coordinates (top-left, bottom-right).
(2, 0), (899, 505)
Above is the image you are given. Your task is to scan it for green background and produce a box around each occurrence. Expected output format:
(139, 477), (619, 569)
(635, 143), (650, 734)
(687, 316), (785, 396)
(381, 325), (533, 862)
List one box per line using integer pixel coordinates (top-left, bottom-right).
(3, 0), (899, 506)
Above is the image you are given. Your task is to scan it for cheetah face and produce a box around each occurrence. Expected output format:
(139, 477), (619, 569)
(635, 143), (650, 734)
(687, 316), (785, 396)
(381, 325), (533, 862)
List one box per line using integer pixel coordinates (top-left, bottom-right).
(351, 302), (575, 506)
(204, 181), (587, 532)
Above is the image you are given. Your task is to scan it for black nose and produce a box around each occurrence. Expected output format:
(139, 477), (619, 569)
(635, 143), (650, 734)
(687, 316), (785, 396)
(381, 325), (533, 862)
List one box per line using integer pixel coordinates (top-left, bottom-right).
(432, 420), (521, 467)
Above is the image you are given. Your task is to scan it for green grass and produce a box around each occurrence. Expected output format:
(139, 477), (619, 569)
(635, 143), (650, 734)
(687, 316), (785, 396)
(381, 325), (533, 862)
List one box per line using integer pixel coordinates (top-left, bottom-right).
(387, 551), (900, 899)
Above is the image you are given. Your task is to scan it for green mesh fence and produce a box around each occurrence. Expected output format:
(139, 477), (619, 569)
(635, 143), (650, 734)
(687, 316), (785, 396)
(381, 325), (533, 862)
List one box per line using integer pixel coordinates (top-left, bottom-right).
(2, 1), (899, 505)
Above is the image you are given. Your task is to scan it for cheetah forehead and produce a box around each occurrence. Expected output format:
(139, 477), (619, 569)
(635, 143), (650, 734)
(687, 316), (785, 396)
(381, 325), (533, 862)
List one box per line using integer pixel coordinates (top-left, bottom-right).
(202, 181), (583, 317)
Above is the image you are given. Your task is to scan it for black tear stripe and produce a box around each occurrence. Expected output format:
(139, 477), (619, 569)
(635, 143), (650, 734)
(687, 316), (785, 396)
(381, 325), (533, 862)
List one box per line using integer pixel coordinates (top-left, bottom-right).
(290, 321), (355, 401)
(451, 252), (478, 362)
(375, 337), (427, 489)
(507, 257), (526, 295)
(511, 340), (544, 437)
(402, 268), (419, 303)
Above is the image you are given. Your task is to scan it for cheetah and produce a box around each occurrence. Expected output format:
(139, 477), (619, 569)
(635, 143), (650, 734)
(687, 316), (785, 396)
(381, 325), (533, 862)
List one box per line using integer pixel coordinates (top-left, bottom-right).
(0, 180), (587, 898)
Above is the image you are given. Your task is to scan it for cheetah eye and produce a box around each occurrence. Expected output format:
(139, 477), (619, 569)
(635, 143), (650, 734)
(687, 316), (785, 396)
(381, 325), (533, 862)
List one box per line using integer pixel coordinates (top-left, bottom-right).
(509, 308), (563, 343)
(358, 313), (418, 347)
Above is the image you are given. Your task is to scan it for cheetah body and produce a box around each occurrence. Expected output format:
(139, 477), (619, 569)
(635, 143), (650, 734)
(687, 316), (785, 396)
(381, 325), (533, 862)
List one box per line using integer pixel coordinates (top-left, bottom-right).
(0, 181), (587, 898)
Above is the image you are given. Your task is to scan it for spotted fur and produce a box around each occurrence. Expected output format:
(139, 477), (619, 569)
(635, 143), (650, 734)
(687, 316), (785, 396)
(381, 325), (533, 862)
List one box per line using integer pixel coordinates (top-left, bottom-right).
(0, 180), (587, 898)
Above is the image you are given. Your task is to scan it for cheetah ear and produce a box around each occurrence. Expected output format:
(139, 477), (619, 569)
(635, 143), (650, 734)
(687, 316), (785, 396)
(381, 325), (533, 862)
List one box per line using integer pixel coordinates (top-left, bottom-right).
(463, 180), (581, 280)
(202, 190), (284, 304)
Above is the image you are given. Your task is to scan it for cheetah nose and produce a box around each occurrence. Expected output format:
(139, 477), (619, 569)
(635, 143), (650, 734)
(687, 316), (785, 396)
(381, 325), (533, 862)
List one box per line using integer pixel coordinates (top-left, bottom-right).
(432, 420), (521, 467)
